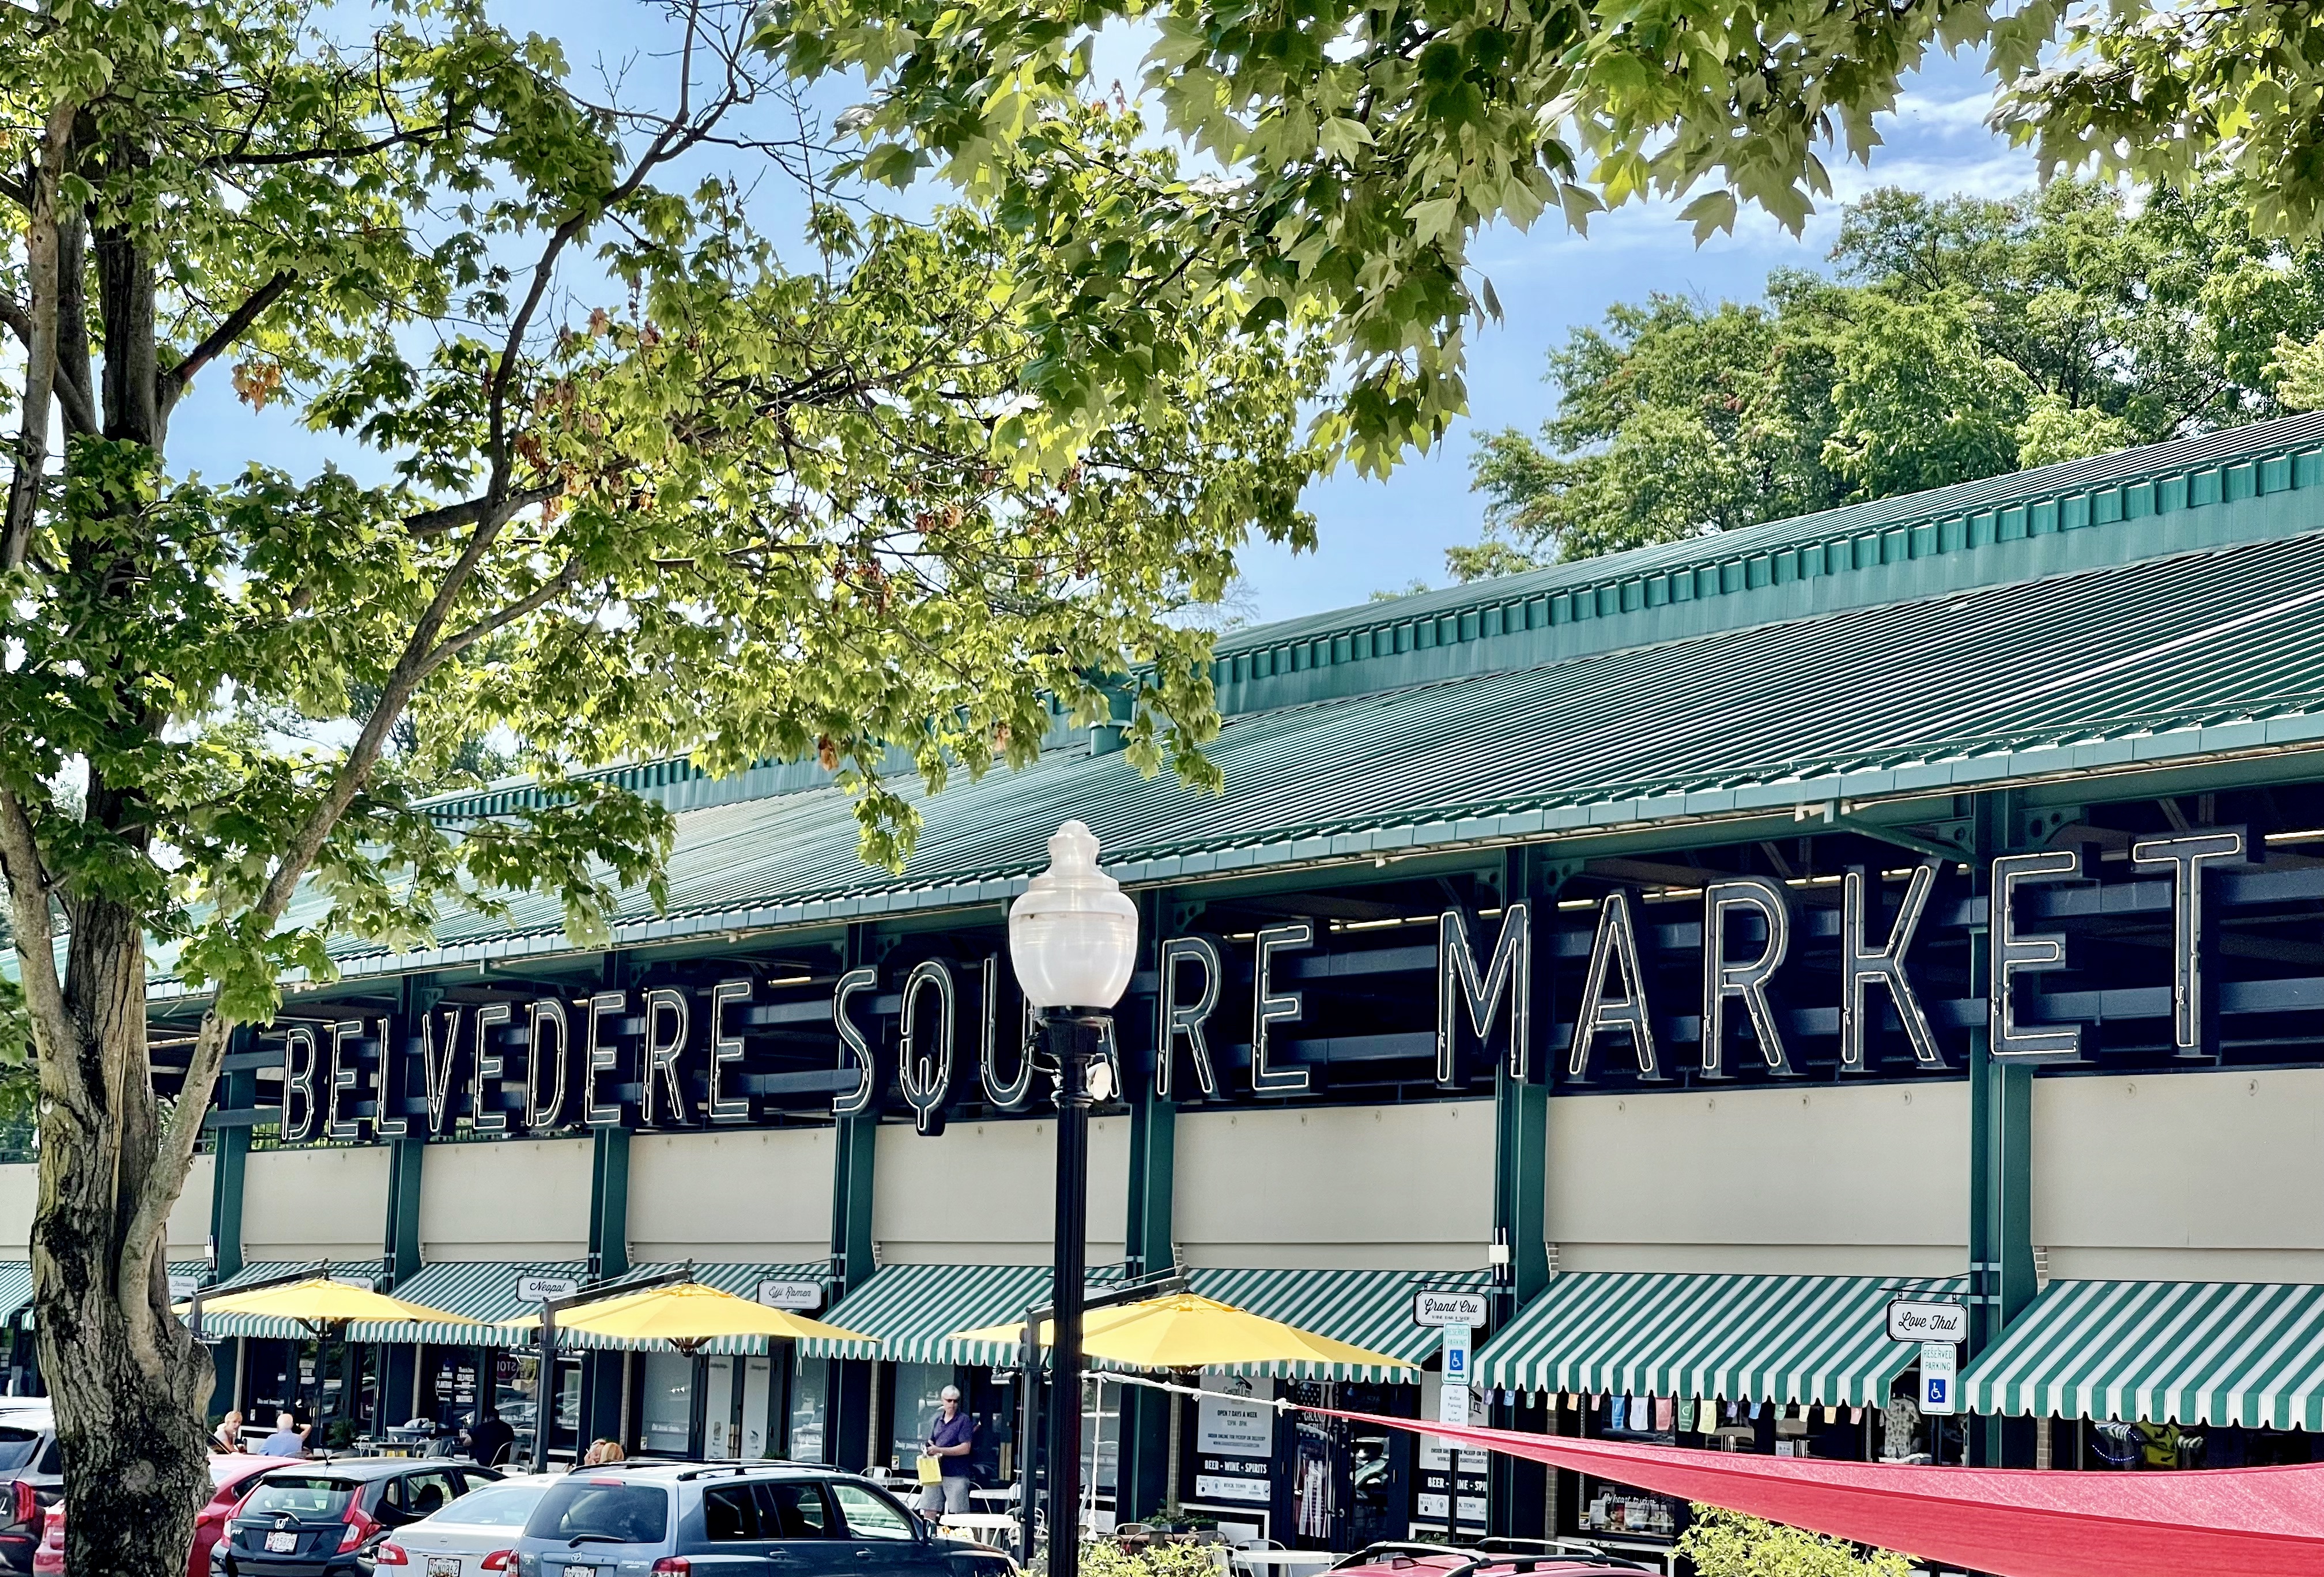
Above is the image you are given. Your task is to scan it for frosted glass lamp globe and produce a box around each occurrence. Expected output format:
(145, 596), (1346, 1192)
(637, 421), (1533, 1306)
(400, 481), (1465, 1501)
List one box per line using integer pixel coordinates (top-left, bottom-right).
(1008, 821), (1138, 1009)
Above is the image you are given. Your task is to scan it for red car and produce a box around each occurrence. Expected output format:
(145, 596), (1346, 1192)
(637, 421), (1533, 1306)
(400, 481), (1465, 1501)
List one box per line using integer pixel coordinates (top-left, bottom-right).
(35, 1453), (285, 1577)
(1327, 1541), (1653, 1577)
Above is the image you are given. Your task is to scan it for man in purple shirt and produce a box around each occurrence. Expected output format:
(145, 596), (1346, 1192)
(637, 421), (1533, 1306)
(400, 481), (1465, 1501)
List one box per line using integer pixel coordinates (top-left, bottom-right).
(918, 1386), (978, 1519)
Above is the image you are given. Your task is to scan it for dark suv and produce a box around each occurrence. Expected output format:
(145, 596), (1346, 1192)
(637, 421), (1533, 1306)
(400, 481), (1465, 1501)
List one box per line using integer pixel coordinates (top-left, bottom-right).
(213, 1458), (502, 1577)
(505, 1463), (1013, 1577)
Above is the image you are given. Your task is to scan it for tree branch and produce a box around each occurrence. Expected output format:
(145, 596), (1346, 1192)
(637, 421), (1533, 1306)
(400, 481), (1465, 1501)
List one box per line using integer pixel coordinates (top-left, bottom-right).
(0, 297), (100, 438)
(122, 1010), (231, 1303)
(199, 120), (472, 171)
(418, 553), (587, 677)
(158, 270), (296, 418)
(3, 103), (77, 573)
(0, 792), (72, 1092)
(402, 482), (557, 538)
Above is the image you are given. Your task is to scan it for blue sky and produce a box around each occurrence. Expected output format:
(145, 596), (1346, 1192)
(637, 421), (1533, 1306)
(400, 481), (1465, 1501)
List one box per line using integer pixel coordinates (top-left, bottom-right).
(168, 6), (2039, 628)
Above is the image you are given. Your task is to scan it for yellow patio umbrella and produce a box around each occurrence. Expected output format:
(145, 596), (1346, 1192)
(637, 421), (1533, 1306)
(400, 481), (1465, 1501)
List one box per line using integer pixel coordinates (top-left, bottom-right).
(505, 1281), (875, 1356)
(178, 1276), (484, 1340)
(950, 1291), (1413, 1375)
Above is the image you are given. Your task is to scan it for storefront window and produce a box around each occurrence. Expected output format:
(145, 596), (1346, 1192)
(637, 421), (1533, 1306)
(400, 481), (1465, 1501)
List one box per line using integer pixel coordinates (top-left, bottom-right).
(890, 1363), (953, 1473)
(640, 1352), (695, 1456)
(790, 1358), (829, 1463)
(1085, 1377), (1119, 1495)
(495, 1353), (579, 1463)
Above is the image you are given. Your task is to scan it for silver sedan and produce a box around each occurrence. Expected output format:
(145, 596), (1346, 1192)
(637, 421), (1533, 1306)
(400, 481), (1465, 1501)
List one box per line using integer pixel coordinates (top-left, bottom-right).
(379, 1474), (563, 1577)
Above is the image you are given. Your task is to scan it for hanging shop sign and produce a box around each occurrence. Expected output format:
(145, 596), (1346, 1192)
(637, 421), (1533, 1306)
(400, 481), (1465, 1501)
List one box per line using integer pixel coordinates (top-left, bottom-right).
(259, 829), (2258, 1145)
(1412, 1290), (1491, 1327)
(756, 1278), (823, 1311)
(168, 1273), (203, 1300)
(1887, 1299), (1969, 1344)
(516, 1274), (580, 1303)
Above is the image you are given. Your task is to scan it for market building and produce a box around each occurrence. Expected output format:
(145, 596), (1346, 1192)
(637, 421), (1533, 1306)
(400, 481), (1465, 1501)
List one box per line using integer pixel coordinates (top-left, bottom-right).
(12, 409), (2324, 1561)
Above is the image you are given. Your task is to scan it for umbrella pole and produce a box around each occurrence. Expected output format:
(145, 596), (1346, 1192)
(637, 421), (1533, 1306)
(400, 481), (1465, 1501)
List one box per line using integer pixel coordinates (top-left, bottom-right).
(1019, 1306), (1042, 1567)
(1165, 1383), (1183, 1518)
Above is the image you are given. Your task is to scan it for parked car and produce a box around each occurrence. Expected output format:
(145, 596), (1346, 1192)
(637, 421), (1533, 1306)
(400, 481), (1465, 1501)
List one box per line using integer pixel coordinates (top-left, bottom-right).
(212, 1459), (501, 1577)
(1327, 1541), (1653, 1577)
(31, 1449), (285, 1577)
(0, 1402), (59, 1574)
(500, 1463), (1014, 1577)
(376, 1476), (560, 1577)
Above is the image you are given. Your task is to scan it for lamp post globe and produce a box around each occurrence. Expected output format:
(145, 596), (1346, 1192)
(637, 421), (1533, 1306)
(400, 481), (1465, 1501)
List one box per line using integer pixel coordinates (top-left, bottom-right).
(1008, 821), (1137, 1577)
(1009, 820), (1138, 1010)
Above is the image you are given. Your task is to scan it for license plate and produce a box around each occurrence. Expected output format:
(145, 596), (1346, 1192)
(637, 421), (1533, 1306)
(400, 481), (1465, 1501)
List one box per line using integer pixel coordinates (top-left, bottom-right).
(265, 1531), (298, 1553)
(427, 1560), (461, 1577)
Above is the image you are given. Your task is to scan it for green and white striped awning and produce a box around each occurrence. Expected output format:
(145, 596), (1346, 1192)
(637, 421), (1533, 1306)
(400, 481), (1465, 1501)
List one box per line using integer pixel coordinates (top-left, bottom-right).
(192, 1261), (382, 1341)
(1182, 1268), (1431, 1383)
(802, 1263), (1429, 1380)
(1476, 1272), (1964, 1409)
(0, 1263), (29, 1324)
(1962, 1280), (2324, 1431)
(802, 1263), (1065, 1366)
(340, 1261), (589, 1346)
(547, 1263), (831, 1356)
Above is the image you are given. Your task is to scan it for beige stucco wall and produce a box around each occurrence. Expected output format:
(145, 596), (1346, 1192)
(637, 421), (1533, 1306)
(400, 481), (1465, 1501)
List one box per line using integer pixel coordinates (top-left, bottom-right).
(2035, 1067), (2324, 1283)
(1175, 1100), (1493, 1270)
(0, 1166), (31, 1261)
(1546, 1082), (1970, 1277)
(629, 1128), (833, 1263)
(0, 1159), (207, 1262)
(873, 1115), (1128, 1266)
(418, 1137), (593, 1261)
(245, 1145), (391, 1263)
(168, 1159), (213, 1258)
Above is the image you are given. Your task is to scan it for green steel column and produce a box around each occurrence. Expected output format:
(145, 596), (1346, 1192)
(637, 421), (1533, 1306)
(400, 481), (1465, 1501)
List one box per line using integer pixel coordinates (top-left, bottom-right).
(1489, 849), (1552, 1538)
(828, 926), (881, 1471)
(379, 1134), (426, 1435)
(1966, 793), (2038, 1469)
(1118, 888), (1178, 1519)
(211, 1025), (255, 1282)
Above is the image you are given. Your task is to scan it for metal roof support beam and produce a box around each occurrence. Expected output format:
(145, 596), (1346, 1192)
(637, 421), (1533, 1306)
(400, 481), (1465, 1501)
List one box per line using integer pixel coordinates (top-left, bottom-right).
(1491, 847), (1557, 1540)
(1965, 790), (2039, 1470)
(1118, 889), (1178, 1523)
(826, 922), (880, 1473)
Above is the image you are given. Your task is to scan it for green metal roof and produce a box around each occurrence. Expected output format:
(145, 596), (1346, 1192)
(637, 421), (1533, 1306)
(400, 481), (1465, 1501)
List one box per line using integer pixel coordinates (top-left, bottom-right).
(1961, 1279), (2324, 1430)
(1214, 410), (2324, 715)
(1474, 1271), (1967, 1408)
(178, 518), (2324, 997)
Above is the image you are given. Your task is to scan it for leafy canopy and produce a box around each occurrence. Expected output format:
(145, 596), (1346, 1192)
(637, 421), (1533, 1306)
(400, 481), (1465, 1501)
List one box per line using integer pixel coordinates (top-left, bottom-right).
(0, 0), (1328, 1044)
(1677, 1507), (1913, 1577)
(1458, 176), (2324, 574)
(753, 0), (2324, 472)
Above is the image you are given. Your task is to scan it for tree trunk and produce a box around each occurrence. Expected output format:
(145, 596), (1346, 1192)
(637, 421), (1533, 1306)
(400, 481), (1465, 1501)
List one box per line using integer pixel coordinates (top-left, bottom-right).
(34, 903), (212, 1576)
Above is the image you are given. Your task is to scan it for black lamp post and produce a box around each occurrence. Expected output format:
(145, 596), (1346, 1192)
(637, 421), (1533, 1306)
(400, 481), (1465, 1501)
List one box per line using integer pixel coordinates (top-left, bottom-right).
(1009, 822), (1137, 1577)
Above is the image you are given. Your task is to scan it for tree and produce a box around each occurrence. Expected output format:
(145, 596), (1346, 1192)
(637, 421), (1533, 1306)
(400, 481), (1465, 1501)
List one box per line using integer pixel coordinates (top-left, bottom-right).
(0, 2), (1325, 1571)
(1459, 176), (2324, 571)
(754, 0), (2324, 470)
(1677, 1507), (1913, 1577)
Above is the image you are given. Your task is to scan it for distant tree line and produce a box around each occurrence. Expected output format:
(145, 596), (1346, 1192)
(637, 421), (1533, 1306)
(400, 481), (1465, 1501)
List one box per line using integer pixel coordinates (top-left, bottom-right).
(1459, 178), (2324, 578)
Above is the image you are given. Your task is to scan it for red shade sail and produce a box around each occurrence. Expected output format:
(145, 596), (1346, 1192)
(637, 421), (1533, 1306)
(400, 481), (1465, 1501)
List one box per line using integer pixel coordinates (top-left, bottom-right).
(1313, 1408), (2324, 1577)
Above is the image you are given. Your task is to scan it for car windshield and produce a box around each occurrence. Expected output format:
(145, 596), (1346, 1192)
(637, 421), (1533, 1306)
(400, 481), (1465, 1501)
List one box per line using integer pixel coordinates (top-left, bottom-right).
(432, 1482), (548, 1529)
(0, 1428), (42, 1474)
(240, 1479), (357, 1520)
(522, 1482), (669, 1545)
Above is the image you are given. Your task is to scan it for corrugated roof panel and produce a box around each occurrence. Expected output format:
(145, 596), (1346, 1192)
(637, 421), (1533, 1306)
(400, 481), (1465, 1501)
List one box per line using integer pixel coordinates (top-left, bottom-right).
(150, 526), (2324, 990)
